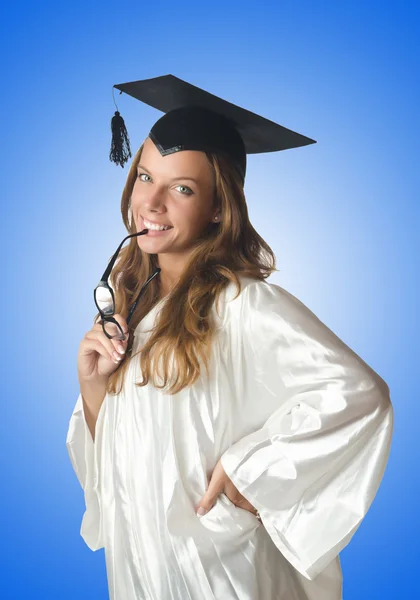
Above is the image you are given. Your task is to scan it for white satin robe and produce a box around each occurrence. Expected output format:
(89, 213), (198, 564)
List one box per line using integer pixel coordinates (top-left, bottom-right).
(66, 275), (394, 600)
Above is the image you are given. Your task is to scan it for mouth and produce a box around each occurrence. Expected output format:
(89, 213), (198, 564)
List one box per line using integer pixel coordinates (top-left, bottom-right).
(140, 216), (174, 234)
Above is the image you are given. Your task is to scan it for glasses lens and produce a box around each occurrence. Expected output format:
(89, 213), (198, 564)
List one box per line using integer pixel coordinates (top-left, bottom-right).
(95, 285), (114, 315)
(103, 320), (125, 340)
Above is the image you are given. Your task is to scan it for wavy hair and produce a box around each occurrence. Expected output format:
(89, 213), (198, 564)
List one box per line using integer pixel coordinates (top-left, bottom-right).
(96, 140), (278, 396)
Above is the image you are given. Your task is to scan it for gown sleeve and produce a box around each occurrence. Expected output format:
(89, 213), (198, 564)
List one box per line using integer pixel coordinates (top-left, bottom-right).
(220, 280), (394, 581)
(66, 392), (106, 551)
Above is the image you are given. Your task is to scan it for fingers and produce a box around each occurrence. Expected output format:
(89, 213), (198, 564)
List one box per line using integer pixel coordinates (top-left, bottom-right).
(195, 461), (226, 515)
(112, 313), (130, 342)
(88, 315), (129, 362)
(84, 331), (123, 363)
(195, 457), (258, 517)
(94, 312), (129, 341)
(224, 481), (258, 515)
(83, 337), (119, 364)
(95, 313), (129, 342)
(205, 460), (226, 502)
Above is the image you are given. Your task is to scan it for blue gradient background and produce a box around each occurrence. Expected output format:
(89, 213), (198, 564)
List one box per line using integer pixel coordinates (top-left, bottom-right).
(1, 1), (418, 598)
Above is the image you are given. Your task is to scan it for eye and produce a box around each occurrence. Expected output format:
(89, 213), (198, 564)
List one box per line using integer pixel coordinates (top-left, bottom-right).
(175, 184), (194, 196)
(137, 172), (193, 196)
(137, 172), (151, 182)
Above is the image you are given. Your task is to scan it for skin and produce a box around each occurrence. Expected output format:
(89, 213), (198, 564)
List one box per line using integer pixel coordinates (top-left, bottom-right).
(131, 137), (260, 520)
(195, 458), (260, 520)
(131, 136), (219, 296)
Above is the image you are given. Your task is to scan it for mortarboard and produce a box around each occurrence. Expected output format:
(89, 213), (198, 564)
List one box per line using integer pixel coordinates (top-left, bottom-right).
(109, 74), (316, 183)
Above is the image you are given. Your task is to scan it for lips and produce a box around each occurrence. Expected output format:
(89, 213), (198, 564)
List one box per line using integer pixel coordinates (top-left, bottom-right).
(142, 216), (173, 229)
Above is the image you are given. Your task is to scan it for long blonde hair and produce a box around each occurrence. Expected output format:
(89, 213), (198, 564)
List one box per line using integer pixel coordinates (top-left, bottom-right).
(97, 140), (278, 395)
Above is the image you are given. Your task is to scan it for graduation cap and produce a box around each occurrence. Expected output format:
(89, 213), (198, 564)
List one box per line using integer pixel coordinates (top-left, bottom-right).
(109, 74), (316, 183)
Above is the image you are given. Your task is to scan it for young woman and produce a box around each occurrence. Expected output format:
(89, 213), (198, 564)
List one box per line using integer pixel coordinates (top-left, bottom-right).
(66, 75), (394, 600)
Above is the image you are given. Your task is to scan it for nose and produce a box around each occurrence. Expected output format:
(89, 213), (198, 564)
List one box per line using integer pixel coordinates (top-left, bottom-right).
(141, 186), (167, 213)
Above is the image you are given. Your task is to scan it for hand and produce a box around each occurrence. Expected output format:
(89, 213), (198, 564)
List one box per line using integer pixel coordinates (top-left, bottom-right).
(77, 313), (130, 384)
(195, 458), (260, 520)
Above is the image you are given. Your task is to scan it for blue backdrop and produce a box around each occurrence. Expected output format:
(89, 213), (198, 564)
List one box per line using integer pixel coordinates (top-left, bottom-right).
(1, 0), (418, 598)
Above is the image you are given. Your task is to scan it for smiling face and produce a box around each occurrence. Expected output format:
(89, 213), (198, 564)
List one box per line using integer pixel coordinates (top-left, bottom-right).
(131, 137), (219, 277)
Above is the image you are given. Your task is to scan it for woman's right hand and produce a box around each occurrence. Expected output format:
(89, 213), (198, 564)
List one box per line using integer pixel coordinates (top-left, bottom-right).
(77, 313), (130, 384)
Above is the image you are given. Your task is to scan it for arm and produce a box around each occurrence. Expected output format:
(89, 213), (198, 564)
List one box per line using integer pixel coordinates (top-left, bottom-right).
(66, 387), (108, 551)
(80, 379), (107, 442)
(221, 281), (394, 580)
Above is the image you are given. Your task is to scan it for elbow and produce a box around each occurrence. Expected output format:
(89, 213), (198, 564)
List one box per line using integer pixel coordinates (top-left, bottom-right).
(362, 367), (393, 423)
(373, 370), (392, 411)
(345, 353), (393, 420)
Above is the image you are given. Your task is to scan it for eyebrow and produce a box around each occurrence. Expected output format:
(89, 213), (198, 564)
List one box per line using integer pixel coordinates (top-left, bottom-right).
(137, 164), (200, 185)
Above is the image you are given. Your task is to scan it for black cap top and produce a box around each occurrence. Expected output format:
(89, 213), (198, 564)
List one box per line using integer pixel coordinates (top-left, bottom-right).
(110, 74), (316, 182)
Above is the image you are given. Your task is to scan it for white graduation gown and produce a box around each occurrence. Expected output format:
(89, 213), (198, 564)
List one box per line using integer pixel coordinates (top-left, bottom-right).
(66, 275), (393, 600)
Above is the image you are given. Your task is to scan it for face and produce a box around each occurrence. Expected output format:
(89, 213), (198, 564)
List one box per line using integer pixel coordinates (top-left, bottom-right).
(131, 137), (218, 270)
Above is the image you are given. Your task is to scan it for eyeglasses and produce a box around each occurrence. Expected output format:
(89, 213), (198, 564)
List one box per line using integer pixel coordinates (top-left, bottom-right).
(94, 230), (160, 341)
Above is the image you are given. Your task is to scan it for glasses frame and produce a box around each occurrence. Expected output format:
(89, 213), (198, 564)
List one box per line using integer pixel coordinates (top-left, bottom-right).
(94, 230), (160, 341)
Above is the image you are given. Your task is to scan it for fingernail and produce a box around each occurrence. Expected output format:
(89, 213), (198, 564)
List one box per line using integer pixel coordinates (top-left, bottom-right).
(117, 344), (125, 354)
(197, 507), (207, 516)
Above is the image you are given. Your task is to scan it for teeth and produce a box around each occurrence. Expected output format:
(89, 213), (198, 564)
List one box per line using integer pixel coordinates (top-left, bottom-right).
(143, 219), (172, 231)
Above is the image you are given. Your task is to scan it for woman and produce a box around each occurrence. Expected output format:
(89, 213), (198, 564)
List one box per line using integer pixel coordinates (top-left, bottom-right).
(66, 75), (394, 600)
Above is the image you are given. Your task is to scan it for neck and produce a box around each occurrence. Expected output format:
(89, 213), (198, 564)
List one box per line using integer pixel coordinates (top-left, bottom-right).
(158, 271), (180, 299)
(156, 251), (193, 297)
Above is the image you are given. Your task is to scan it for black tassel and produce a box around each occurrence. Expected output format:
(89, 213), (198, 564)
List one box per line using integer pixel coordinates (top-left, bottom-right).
(109, 111), (132, 168)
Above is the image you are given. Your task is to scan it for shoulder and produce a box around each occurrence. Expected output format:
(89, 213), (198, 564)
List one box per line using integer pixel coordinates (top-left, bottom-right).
(215, 275), (312, 329)
(222, 275), (310, 319)
(220, 275), (343, 348)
